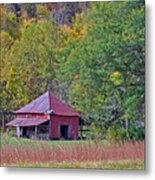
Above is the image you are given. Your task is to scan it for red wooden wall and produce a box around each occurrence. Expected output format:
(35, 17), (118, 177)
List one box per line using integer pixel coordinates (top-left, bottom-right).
(17, 113), (48, 119)
(16, 113), (79, 140)
(50, 115), (79, 140)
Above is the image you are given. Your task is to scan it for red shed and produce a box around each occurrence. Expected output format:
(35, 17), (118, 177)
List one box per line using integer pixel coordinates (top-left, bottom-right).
(6, 91), (80, 140)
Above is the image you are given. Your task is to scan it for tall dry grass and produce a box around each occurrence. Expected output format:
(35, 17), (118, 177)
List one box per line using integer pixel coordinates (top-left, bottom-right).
(1, 140), (144, 165)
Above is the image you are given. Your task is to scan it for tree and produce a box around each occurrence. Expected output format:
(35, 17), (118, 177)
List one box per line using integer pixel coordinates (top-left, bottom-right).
(1, 20), (57, 112)
(57, 1), (145, 140)
(0, 2), (145, 141)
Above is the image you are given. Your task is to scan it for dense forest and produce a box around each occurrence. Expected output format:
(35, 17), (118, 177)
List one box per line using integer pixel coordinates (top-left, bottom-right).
(0, 1), (145, 141)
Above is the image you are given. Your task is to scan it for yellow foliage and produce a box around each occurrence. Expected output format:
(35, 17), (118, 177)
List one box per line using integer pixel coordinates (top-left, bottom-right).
(36, 4), (49, 19)
(74, 83), (81, 90)
(0, 31), (14, 49)
(61, 22), (86, 40)
(61, 24), (79, 38)
(19, 18), (36, 36)
(0, 4), (6, 28)
(19, 10), (29, 20)
(56, 13), (87, 48)
(74, 74), (80, 80)
(110, 71), (123, 85)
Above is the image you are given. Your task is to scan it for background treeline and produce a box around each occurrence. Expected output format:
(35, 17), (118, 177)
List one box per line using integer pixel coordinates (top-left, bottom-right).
(0, 1), (145, 141)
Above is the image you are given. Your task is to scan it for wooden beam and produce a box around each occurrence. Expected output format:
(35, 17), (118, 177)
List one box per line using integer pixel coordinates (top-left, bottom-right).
(16, 125), (20, 137)
(125, 119), (129, 131)
(35, 126), (38, 139)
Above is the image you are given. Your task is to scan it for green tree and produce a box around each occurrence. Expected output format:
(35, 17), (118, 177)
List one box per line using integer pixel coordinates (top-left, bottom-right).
(57, 1), (145, 140)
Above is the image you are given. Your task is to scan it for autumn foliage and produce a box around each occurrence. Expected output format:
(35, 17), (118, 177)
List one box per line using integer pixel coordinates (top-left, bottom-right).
(1, 2), (145, 141)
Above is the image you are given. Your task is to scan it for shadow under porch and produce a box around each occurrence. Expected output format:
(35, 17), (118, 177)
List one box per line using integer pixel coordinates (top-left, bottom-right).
(19, 121), (50, 140)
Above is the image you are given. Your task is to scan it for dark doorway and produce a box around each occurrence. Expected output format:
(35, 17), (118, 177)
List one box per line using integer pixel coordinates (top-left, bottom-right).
(23, 127), (27, 137)
(60, 125), (69, 139)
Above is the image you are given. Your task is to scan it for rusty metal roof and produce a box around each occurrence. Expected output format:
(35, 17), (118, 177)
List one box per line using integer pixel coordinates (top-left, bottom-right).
(6, 118), (49, 127)
(16, 91), (80, 116)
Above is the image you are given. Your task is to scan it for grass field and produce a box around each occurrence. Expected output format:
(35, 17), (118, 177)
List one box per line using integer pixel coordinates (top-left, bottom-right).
(0, 134), (144, 170)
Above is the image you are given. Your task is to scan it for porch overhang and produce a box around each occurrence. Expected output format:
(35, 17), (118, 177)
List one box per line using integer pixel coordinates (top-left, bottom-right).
(6, 118), (49, 127)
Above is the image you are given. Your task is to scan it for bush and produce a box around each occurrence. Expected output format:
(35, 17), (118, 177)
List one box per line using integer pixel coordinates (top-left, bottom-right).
(106, 126), (128, 143)
(128, 121), (145, 141)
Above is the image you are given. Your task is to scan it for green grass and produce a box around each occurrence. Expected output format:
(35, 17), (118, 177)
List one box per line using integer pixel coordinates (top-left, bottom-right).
(1, 134), (36, 147)
(1, 133), (108, 148)
(9, 159), (144, 170)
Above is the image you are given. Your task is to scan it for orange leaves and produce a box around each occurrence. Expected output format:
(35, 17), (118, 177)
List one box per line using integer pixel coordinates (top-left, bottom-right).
(61, 24), (78, 39)
(56, 12), (87, 49)
(61, 22), (86, 40)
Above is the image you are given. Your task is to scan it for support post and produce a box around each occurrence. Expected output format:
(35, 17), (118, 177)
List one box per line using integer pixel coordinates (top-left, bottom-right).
(20, 127), (23, 137)
(46, 109), (53, 139)
(16, 125), (20, 137)
(35, 126), (37, 139)
(125, 119), (129, 131)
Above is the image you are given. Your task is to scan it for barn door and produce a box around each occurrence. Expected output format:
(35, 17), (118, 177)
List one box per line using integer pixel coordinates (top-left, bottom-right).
(60, 125), (69, 139)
